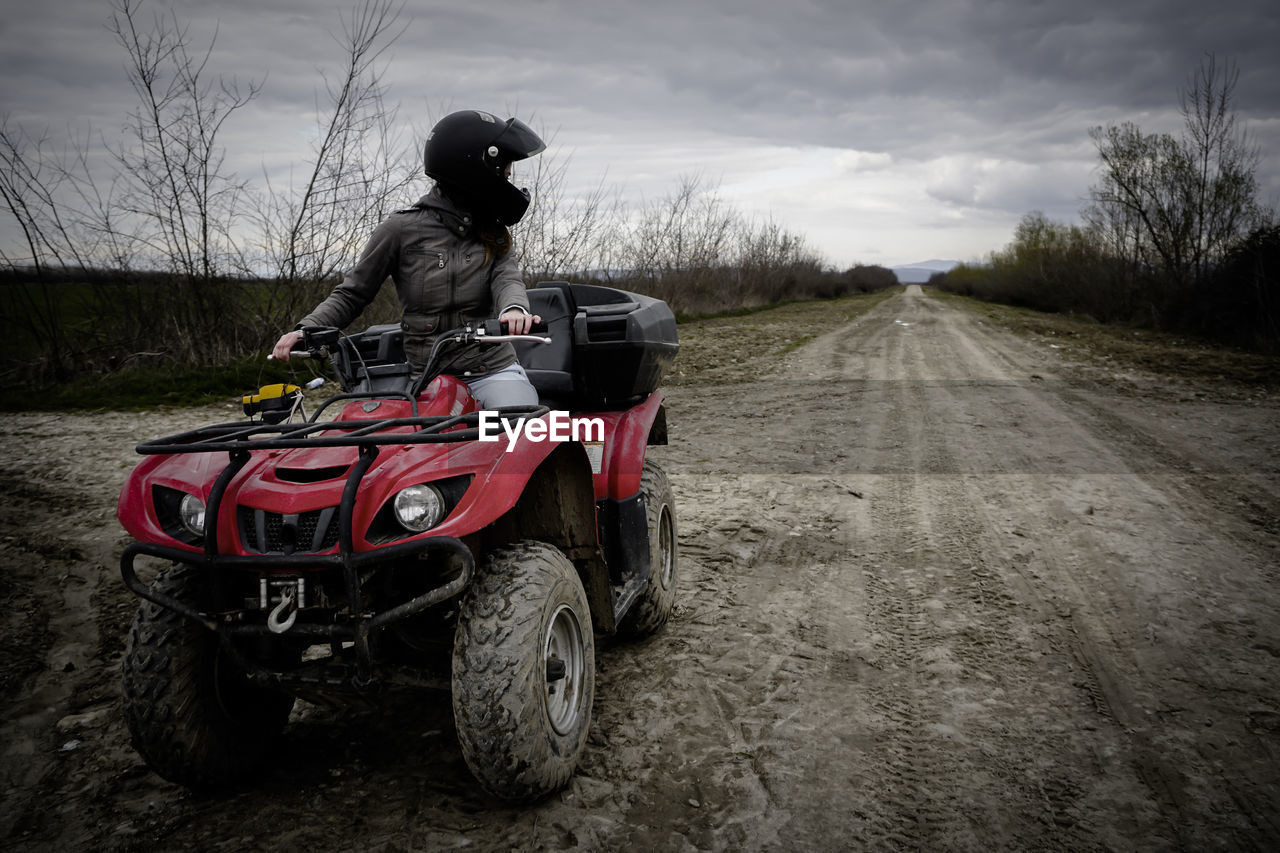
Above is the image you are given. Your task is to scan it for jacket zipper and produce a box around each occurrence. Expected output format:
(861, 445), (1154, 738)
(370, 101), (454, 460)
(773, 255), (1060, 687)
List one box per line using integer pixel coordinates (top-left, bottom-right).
(424, 250), (444, 325)
(447, 244), (457, 327)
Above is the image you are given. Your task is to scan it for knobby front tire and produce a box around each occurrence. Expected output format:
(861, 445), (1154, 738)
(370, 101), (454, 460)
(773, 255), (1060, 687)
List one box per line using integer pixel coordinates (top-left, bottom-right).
(451, 540), (595, 802)
(121, 563), (294, 789)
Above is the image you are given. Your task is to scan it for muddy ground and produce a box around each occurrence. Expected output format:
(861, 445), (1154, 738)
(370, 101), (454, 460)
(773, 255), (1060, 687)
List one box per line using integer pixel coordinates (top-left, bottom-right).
(2, 285), (1279, 851)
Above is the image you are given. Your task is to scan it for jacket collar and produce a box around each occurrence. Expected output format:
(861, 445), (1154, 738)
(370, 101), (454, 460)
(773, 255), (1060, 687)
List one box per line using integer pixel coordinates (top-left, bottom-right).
(404, 185), (474, 235)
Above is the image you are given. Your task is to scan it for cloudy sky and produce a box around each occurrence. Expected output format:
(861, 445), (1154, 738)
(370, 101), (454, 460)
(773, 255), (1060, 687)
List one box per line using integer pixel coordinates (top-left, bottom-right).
(2, 0), (1278, 270)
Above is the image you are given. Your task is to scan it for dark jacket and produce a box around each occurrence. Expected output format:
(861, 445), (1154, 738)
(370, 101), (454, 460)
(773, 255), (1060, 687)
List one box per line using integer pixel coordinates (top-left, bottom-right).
(298, 185), (530, 376)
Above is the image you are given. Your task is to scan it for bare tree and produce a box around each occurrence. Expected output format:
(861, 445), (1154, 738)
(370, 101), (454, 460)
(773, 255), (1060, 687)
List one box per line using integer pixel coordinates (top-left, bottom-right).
(254, 0), (414, 308)
(0, 120), (99, 274)
(1088, 54), (1266, 295)
(0, 121), (74, 375)
(515, 137), (621, 283)
(1179, 54), (1265, 286)
(1088, 122), (1191, 287)
(0, 120), (140, 377)
(0, 0), (426, 379)
(624, 175), (735, 280)
(598, 175), (827, 313)
(107, 0), (260, 281)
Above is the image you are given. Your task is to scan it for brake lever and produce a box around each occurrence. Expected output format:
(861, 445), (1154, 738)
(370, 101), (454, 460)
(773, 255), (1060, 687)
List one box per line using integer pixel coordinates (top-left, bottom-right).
(477, 332), (552, 345)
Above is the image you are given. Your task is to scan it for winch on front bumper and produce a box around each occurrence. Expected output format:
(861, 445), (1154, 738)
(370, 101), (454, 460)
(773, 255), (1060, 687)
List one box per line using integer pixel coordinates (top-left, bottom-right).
(121, 535), (472, 690)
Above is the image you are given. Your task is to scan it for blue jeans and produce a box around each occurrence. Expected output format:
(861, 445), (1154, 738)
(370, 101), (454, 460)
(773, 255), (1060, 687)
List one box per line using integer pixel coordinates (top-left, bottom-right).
(465, 363), (539, 408)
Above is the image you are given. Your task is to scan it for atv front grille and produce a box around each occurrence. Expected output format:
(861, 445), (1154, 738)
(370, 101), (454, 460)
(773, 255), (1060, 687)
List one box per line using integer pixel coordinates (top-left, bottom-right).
(238, 505), (340, 554)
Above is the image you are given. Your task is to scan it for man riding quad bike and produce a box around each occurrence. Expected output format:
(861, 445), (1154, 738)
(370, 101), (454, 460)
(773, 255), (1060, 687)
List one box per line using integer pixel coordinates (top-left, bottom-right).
(115, 281), (679, 802)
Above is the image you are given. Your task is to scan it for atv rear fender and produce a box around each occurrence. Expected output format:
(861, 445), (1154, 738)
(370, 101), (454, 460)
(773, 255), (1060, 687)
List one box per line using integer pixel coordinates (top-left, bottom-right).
(595, 390), (667, 500)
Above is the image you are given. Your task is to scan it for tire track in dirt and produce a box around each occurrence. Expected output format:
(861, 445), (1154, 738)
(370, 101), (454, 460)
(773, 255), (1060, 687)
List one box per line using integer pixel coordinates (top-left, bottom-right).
(886, 288), (1277, 848)
(657, 284), (1280, 849)
(595, 472), (867, 850)
(653, 289), (1105, 849)
(921, 293), (1280, 848)
(4, 287), (1279, 851)
(889, 300), (1177, 846)
(832, 312), (1102, 850)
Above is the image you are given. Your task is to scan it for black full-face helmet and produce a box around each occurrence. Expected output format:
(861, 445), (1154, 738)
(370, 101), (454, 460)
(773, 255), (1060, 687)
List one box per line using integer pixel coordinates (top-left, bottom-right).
(423, 110), (546, 226)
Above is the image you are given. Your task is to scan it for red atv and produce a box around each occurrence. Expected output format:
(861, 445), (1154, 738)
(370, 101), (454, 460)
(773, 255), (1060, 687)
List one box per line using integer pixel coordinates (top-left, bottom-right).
(115, 282), (679, 802)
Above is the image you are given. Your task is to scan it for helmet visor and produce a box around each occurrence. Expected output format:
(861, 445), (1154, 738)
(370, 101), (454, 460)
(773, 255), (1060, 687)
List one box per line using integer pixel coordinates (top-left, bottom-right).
(493, 117), (546, 162)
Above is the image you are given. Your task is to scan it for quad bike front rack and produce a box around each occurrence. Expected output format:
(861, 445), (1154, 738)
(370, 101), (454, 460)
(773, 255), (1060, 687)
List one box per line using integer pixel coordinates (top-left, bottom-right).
(120, 404), (548, 686)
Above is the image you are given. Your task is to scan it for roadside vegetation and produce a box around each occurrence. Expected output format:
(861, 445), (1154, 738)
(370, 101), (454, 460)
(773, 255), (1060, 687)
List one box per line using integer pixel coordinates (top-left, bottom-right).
(0, 287), (902, 412)
(668, 287), (901, 386)
(0, 0), (895, 409)
(929, 288), (1280, 392)
(933, 54), (1278, 355)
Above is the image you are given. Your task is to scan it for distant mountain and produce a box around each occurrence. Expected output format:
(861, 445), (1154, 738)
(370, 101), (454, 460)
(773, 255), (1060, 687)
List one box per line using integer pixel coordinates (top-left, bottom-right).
(891, 259), (959, 284)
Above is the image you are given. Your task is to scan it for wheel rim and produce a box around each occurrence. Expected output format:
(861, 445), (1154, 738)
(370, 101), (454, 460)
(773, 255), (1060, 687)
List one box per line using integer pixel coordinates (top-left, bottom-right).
(544, 603), (586, 736)
(657, 504), (675, 589)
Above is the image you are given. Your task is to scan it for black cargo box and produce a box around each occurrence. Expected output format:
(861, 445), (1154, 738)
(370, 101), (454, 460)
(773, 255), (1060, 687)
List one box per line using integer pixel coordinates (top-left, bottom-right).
(515, 282), (679, 408)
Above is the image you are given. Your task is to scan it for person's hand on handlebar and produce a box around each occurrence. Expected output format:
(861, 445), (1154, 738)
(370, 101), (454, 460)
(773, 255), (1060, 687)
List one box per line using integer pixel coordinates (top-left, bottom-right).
(271, 330), (304, 361)
(499, 307), (543, 335)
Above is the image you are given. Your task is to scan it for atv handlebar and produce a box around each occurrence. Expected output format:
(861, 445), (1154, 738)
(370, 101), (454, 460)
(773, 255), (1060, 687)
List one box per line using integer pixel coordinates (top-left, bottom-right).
(267, 326), (343, 362)
(273, 321), (550, 358)
(477, 317), (551, 344)
(270, 322), (551, 399)
(409, 321), (549, 398)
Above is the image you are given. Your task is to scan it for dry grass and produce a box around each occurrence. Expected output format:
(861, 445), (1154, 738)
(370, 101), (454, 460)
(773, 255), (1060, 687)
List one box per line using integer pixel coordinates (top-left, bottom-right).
(668, 288), (901, 385)
(930, 288), (1280, 393)
(670, 285), (1278, 398)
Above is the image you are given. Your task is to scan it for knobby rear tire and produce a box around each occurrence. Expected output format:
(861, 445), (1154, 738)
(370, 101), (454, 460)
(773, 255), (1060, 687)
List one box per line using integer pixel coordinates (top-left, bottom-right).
(616, 458), (679, 639)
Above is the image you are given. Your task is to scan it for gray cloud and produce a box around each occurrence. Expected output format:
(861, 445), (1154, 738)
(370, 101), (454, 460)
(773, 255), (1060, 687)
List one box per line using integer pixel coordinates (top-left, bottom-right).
(1, 0), (1277, 268)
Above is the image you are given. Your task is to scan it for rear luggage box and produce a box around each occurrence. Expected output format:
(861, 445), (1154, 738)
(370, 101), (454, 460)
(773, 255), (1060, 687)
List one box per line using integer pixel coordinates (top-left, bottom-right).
(517, 282), (679, 408)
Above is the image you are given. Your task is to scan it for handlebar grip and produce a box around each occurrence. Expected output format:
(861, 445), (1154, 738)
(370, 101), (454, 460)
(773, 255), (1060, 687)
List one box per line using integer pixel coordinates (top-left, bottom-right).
(482, 319), (549, 336)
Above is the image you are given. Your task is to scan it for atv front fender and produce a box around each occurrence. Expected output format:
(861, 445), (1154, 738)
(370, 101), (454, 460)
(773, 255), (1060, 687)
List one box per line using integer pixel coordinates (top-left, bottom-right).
(427, 420), (591, 541)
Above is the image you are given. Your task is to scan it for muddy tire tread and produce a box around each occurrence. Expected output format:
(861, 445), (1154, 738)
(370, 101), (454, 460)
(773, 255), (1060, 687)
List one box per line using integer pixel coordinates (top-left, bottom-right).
(452, 540), (594, 802)
(121, 563), (292, 788)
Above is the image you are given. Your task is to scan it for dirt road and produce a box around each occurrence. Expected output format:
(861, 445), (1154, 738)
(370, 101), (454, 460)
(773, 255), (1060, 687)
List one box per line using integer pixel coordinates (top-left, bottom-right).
(3, 285), (1279, 850)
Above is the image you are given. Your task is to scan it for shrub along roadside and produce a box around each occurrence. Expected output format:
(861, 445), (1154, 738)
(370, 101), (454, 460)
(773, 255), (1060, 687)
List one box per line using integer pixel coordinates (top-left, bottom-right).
(0, 289), (898, 412)
(0, 354), (324, 412)
(930, 288), (1280, 390)
(931, 219), (1280, 354)
(6, 286), (1272, 412)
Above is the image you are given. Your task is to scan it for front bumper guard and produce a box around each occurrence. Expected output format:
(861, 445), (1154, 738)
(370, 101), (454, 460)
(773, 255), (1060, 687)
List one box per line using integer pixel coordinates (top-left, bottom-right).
(121, 406), (546, 687)
(120, 535), (473, 686)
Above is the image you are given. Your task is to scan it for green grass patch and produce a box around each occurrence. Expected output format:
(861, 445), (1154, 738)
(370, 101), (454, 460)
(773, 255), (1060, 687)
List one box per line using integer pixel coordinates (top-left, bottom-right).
(674, 287), (899, 325)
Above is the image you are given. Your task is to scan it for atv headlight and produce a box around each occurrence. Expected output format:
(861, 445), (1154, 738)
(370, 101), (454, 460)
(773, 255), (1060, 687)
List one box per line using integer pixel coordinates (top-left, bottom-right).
(393, 485), (444, 533)
(179, 493), (206, 537)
